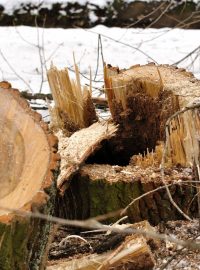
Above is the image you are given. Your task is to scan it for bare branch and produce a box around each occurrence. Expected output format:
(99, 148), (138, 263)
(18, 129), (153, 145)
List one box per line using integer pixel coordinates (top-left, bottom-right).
(0, 204), (200, 251)
(0, 49), (33, 92)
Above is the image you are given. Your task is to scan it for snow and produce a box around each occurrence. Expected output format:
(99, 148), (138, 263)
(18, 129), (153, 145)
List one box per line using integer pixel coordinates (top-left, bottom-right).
(0, 25), (200, 95)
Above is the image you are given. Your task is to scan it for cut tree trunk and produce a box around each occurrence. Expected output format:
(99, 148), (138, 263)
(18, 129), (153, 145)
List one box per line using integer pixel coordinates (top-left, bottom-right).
(0, 82), (60, 270)
(56, 64), (200, 224)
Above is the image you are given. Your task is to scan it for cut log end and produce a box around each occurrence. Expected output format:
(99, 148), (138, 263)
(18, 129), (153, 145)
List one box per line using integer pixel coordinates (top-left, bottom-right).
(0, 85), (60, 270)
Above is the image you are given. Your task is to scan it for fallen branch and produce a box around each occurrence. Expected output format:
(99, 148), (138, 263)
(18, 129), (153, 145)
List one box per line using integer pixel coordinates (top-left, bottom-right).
(0, 204), (200, 251)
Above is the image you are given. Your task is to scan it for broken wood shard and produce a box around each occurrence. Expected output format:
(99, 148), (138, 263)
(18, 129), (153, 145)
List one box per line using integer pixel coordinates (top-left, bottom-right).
(47, 65), (97, 131)
(0, 84), (60, 270)
(47, 236), (154, 270)
(56, 121), (118, 191)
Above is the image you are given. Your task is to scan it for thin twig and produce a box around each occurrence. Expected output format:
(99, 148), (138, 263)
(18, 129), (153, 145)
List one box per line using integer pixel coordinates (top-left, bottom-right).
(0, 49), (33, 92)
(99, 34), (105, 67)
(94, 35), (100, 81)
(35, 15), (44, 93)
(146, 0), (173, 29)
(77, 28), (157, 63)
(121, 183), (174, 216)
(41, 15), (48, 74)
(174, 45), (200, 65)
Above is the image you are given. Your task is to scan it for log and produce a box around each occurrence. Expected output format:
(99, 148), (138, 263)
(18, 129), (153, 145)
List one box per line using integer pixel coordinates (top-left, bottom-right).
(104, 63), (200, 166)
(47, 221), (156, 270)
(0, 82), (60, 270)
(47, 236), (154, 270)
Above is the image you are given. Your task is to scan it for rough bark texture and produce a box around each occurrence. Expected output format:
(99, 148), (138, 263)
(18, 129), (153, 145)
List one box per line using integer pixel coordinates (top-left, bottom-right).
(58, 164), (197, 225)
(0, 82), (60, 270)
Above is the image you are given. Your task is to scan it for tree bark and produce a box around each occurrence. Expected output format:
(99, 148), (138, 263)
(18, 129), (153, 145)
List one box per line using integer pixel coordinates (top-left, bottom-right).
(58, 164), (196, 225)
(0, 83), (60, 270)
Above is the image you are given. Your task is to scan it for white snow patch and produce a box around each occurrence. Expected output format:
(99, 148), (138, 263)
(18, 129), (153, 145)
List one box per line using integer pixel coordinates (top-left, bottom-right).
(0, 25), (200, 95)
(89, 10), (98, 23)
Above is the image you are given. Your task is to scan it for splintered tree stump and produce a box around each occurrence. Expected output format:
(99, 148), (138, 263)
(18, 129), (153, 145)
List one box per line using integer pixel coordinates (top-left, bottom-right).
(104, 64), (200, 166)
(0, 83), (60, 270)
(57, 64), (200, 225)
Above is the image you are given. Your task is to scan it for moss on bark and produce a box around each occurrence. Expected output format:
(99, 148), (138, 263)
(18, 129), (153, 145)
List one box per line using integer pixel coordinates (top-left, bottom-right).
(58, 167), (197, 225)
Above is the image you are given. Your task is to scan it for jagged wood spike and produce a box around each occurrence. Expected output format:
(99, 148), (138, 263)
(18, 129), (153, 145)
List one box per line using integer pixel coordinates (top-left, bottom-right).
(47, 65), (98, 131)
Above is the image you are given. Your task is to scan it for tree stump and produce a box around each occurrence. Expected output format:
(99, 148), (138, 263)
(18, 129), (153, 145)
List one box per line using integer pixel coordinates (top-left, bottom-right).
(104, 63), (200, 166)
(56, 64), (200, 224)
(0, 83), (60, 270)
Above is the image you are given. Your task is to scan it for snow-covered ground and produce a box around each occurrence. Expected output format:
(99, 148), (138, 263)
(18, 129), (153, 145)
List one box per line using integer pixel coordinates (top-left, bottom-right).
(0, 25), (200, 95)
